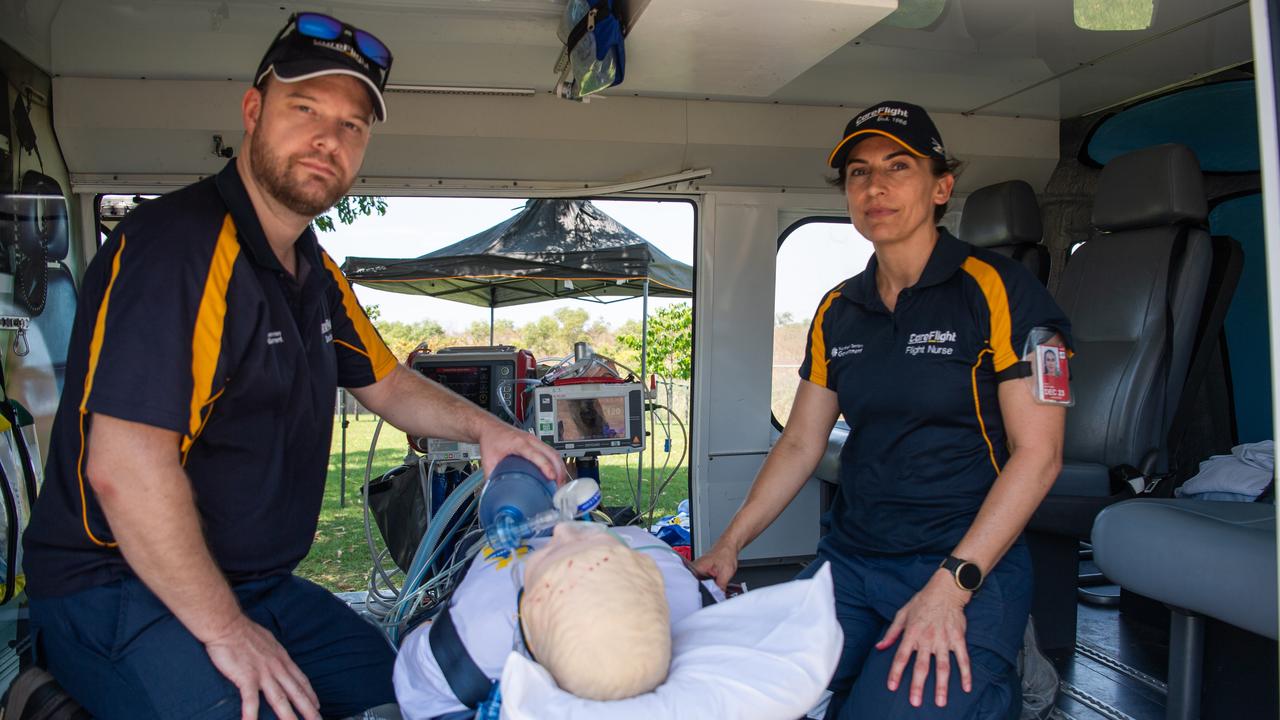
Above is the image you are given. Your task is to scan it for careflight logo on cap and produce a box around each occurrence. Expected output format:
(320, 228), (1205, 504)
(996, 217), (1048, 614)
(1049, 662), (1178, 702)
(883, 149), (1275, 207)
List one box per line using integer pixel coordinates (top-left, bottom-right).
(856, 105), (909, 126)
(254, 12), (393, 122)
(311, 38), (371, 71)
(827, 100), (947, 168)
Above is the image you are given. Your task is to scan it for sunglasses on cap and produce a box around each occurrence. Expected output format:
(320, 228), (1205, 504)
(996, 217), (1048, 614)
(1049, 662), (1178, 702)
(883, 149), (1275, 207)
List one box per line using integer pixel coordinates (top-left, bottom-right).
(268, 12), (393, 87)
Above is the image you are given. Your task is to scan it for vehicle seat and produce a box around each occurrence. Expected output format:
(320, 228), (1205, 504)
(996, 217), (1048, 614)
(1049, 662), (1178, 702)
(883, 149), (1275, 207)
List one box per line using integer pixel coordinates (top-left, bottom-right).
(1092, 499), (1276, 720)
(6, 188), (77, 447)
(1027, 143), (1213, 651)
(959, 180), (1049, 284)
(1047, 143), (1211, 504)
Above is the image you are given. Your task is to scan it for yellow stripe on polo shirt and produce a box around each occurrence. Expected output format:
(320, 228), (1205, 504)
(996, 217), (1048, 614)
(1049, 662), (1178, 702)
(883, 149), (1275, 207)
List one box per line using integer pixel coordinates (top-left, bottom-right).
(320, 252), (398, 381)
(182, 215), (240, 462)
(806, 286), (845, 388)
(961, 257), (1018, 372)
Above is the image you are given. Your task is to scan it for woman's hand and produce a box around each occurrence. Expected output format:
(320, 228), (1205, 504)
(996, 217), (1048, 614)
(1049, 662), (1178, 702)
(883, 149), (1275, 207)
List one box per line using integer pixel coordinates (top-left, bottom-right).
(875, 569), (973, 708)
(691, 541), (740, 591)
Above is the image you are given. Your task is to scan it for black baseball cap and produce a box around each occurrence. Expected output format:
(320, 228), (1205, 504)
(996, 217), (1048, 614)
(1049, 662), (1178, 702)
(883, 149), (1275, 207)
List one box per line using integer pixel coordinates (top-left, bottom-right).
(254, 12), (392, 122)
(827, 100), (946, 168)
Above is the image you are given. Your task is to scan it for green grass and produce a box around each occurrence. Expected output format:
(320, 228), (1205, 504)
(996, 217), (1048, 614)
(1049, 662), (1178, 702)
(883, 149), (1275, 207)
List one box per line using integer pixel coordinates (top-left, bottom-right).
(296, 414), (691, 592)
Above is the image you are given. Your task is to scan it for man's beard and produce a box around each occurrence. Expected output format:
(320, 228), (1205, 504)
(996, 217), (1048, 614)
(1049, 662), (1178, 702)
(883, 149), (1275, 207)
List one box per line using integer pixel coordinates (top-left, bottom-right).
(249, 138), (347, 218)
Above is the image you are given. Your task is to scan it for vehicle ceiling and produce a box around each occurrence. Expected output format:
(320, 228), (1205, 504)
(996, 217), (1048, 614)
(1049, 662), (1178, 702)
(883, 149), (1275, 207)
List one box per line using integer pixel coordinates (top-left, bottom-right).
(0, 0), (1253, 121)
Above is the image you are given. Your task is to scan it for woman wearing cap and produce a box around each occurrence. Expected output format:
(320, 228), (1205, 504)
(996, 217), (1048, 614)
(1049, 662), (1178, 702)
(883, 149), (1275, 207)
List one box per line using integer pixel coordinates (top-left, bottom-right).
(694, 101), (1071, 719)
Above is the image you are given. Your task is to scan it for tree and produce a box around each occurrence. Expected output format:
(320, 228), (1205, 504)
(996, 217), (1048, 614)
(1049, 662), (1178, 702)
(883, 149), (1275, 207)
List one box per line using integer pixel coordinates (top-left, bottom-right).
(374, 319), (445, 361)
(618, 303), (692, 380)
(456, 319), (518, 347)
(313, 196), (388, 233)
(520, 307), (592, 358)
(364, 304), (381, 323)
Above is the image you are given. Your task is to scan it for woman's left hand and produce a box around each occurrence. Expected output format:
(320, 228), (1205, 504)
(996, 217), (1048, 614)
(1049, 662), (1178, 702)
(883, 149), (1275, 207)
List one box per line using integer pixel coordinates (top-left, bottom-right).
(875, 568), (973, 707)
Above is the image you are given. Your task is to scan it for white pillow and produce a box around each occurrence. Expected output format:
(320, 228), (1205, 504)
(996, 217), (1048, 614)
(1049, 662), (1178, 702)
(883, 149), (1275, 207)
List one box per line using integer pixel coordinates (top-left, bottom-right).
(499, 562), (841, 720)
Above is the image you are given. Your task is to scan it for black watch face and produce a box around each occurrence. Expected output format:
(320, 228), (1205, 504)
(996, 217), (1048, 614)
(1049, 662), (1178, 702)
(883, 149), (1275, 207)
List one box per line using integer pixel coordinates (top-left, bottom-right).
(957, 562), (982, 590)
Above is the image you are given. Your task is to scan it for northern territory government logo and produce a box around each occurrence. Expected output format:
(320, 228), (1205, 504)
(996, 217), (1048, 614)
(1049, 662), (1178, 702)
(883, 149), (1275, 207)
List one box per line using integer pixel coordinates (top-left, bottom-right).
(830, 343), (863, 359)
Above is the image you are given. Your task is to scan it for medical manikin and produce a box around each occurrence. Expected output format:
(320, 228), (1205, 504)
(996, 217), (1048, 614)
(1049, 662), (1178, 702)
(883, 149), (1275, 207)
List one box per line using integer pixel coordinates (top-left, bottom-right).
(394, 520), (713, 718)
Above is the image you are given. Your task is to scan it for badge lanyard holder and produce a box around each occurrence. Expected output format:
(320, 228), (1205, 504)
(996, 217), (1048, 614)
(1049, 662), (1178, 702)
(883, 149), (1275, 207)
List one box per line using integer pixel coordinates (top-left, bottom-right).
(1024, 327), (1073, 407)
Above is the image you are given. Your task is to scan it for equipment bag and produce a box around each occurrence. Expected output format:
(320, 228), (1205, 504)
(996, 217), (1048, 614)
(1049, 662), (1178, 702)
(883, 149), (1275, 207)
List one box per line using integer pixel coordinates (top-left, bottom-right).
(367, 463), (429, 574)
(554, 0), (625, 100)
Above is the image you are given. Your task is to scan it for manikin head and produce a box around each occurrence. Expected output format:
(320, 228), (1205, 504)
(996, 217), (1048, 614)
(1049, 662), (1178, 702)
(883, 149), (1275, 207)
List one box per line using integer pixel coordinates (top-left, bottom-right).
(519, 522), (672, 701)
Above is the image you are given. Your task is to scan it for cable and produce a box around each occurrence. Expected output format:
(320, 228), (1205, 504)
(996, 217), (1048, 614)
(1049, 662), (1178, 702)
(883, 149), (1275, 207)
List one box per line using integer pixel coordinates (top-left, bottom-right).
(497, 378), (542, 426)
(644, 405), (688, 524)
(362, 419), (402, 598)
(387, 468), (486, 643)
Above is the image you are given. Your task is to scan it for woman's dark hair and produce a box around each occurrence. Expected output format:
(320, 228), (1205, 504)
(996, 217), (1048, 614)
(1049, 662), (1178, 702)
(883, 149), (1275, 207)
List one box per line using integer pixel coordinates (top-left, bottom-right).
(828, 154), (964, 223)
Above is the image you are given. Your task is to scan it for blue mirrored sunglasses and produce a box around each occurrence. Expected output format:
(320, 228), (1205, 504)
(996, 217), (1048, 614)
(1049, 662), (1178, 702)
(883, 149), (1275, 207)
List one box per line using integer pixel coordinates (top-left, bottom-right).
(293, 12), (392, 70)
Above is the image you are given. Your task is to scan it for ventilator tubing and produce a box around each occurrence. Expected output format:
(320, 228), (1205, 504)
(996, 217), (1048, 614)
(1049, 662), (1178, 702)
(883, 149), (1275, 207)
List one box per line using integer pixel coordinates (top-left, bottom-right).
(480, 456), (601, 552)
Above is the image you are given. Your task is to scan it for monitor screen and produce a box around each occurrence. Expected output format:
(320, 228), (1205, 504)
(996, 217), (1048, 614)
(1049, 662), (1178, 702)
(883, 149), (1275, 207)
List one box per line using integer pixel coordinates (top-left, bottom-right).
(417, 364), (491, 408)
(555, 396), (626, 442)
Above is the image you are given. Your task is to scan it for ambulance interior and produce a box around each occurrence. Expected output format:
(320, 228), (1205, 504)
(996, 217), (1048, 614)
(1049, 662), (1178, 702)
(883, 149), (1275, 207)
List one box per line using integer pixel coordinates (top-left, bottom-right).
(1, 0), (1278, 717)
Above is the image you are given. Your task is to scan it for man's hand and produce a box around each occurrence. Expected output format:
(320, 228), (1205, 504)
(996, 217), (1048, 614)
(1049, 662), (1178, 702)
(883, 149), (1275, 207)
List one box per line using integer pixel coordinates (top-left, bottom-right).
(692, 541), (740, 591)
(477, 420), (568, 485)
(875, 569), (973, 708)
(203, 614), (320, 720)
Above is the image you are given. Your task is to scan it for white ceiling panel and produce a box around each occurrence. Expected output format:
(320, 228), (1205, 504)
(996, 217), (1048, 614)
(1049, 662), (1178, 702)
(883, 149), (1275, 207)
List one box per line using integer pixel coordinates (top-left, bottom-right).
(8, 0), (1258, 123)
(622, 0), (896, 97)
(774, 0), (1251, 119)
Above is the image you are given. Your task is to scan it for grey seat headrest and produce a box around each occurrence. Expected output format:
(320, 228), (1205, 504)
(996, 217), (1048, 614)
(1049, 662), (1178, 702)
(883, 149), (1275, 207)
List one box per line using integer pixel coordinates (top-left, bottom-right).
(1093, 144), (1207, 232)
(959, 180), (1042, 248)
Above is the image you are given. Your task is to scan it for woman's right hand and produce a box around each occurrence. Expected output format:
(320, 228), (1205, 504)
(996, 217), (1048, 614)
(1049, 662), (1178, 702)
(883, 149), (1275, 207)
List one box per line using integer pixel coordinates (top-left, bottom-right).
(692, 542), (740, 591)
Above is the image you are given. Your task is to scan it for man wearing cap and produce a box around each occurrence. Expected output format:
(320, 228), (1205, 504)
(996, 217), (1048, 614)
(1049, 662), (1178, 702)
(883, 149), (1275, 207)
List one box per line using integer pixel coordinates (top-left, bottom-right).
(19, 12), (563, 720)
(695, 101), (1072, 719)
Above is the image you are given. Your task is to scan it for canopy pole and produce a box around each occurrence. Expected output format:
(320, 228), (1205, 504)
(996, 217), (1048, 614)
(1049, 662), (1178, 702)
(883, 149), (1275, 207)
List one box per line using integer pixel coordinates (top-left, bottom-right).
(489, 287), (497, 345)
(638, 279), (649, 516)
(339, 390), (348, 508)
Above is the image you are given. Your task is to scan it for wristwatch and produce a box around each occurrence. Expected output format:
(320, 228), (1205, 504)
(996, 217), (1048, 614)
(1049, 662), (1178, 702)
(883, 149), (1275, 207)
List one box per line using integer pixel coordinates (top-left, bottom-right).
(940, 555), (984, 592)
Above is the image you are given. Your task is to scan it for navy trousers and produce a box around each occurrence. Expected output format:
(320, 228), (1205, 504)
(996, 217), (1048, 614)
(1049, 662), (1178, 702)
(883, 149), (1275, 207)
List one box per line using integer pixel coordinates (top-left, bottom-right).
(30, 574), (396, 720)
(800, 543), (1031, 720)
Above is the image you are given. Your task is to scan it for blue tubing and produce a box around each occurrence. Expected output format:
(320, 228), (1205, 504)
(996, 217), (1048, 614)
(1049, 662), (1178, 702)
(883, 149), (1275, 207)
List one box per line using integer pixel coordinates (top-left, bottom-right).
(394, 467), (486, 637)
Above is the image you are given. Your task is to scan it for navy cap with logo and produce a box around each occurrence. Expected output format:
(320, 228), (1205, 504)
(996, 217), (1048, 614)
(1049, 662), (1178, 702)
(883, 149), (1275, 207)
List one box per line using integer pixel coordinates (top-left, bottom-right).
(827, 100), (946, 168)
(255, 12), (393, 122)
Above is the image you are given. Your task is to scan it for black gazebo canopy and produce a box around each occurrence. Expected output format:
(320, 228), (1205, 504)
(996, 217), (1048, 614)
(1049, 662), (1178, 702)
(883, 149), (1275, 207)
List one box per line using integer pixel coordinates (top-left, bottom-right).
(340, 199), (692, 307)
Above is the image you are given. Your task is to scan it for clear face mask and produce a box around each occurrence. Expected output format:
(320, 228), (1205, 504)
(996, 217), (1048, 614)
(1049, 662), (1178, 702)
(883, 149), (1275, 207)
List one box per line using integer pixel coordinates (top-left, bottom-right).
(485, 477), (602, 553)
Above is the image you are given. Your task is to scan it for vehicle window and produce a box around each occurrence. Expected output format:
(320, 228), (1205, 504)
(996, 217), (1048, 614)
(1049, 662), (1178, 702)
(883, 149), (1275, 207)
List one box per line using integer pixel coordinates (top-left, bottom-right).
(772, 219), (873, 428)
(96, 194), (159, 245)
(1074, 0), (1154, 31)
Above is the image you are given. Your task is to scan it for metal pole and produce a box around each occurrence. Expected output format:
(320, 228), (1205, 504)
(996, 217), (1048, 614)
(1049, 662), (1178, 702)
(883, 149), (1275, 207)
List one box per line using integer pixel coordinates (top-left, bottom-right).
(1167, 607), (1204, 720)
(490, 288), (497, 345)
(339, 389), (348, 508)
(638, 279), (649, 516)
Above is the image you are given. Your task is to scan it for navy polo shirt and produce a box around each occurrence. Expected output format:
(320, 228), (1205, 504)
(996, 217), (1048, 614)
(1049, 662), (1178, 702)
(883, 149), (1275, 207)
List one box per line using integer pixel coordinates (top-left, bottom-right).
(799, 230), (1072, 557)
(24, 160), (398, 597)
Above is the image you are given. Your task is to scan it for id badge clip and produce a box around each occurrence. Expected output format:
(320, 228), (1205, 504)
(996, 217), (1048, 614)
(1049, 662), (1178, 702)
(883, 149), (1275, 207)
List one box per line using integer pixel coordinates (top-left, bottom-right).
(1024, 327), (1073, 407)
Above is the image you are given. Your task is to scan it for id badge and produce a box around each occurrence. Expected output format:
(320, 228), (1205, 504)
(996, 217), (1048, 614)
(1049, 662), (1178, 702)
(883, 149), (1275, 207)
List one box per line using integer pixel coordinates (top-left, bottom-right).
(1033, 342), (1071, 405)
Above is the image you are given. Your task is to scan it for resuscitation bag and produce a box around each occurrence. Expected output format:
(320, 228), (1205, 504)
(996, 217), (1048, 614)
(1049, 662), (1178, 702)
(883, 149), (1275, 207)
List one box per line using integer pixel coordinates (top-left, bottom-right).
(478, 455), (556, 550)
(555, 0), (626, 100)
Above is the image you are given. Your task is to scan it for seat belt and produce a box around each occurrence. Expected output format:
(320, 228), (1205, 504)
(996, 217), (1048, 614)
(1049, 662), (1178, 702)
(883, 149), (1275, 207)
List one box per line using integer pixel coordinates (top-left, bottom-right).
(429, 603), (494, 711)
(1163, 235), (1244, 481)
(1118, 225), (1190, 496)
